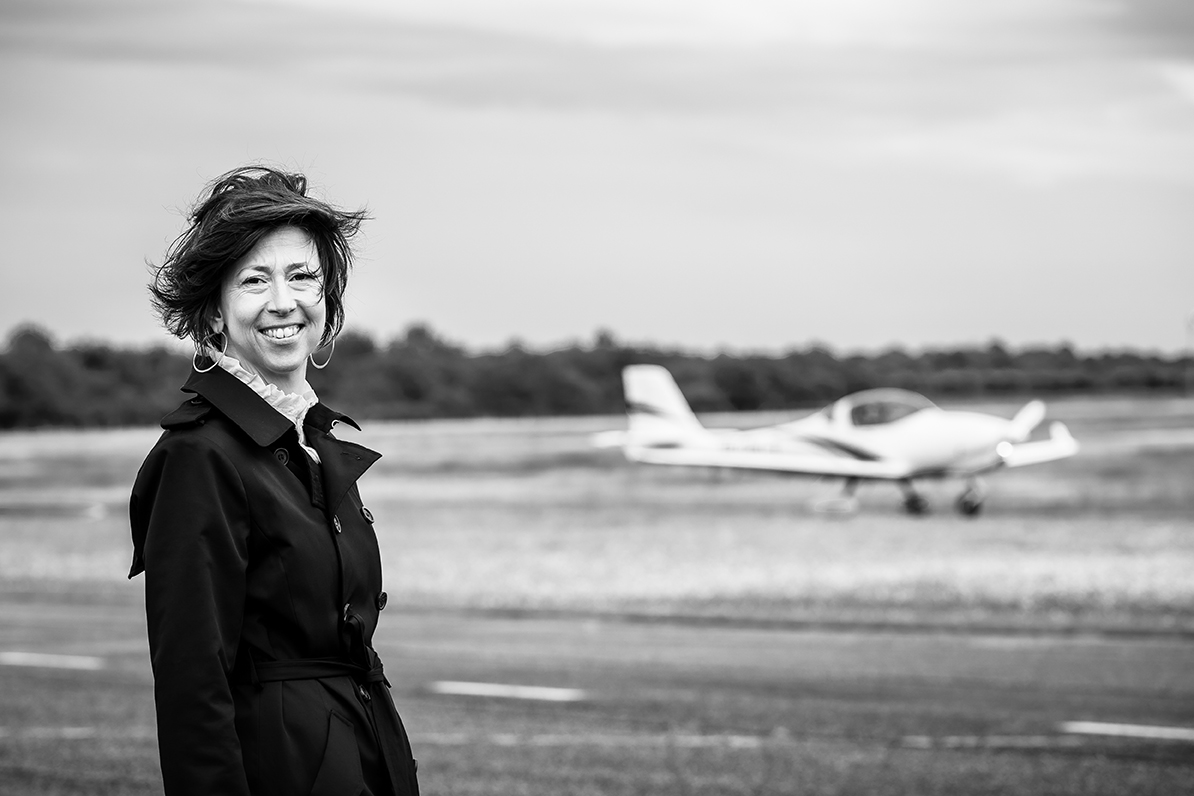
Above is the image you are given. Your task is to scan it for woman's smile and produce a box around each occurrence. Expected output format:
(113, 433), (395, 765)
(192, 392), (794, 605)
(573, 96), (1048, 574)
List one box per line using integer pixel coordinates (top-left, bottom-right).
(261, 323), (304, 341)
(216, 226), (327, 393)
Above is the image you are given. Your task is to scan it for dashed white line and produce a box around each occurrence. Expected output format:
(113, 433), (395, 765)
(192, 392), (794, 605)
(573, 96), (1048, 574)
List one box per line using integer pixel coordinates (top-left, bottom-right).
(417, 732), (783, 748)
(902, 735), (1084, 750)
(0, 651), (105, 670)
(428, 681), (587, 702)
(1060, 721), (1194, 742)
(903, 722), (1194, 751)
(0, 727), (98, 740)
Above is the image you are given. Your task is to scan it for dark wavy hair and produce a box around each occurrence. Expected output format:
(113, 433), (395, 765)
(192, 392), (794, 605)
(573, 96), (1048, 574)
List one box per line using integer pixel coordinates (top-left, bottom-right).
(150, 165), (369, 349)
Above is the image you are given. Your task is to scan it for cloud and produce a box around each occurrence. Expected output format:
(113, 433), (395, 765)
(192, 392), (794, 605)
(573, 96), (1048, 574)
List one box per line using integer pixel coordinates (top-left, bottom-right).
(248, 0), (1115, 50)
(1155, 59), (1194, 104)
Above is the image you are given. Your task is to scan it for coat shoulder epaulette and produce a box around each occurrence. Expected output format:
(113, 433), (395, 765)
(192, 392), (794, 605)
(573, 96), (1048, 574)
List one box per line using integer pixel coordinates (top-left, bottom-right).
(161, 395), (214, 430)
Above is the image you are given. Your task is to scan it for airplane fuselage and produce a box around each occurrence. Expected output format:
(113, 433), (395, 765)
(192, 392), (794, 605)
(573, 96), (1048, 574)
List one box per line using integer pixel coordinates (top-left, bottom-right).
(684, 408), (1020, 479)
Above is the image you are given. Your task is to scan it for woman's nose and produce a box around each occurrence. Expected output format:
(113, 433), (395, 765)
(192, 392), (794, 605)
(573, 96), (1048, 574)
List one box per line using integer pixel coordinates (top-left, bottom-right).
(267, 279), (298, 313)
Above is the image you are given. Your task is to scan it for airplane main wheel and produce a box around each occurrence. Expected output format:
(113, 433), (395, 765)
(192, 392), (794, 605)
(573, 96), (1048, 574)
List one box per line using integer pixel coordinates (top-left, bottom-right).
(956, 492), (983, 517)
(903, 493), (930, 515)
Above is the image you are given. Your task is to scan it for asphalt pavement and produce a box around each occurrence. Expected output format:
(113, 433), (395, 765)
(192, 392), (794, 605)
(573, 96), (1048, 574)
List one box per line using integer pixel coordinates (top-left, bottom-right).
(3, 597), (1193, 794)
(378, 609), (1194, 759)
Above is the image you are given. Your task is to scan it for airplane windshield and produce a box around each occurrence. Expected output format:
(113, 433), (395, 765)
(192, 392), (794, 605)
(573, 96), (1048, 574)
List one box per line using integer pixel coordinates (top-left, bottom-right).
(847, 391), (935, 426)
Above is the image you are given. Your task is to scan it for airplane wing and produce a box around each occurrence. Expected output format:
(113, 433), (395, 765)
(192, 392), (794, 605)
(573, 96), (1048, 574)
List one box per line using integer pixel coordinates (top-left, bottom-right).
(996, 422), (1079, 468)
(625, 445), (911, 480)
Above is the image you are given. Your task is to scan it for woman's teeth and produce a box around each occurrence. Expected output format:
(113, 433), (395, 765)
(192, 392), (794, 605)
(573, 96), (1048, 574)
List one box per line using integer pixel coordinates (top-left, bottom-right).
(262, 325), (301, 340)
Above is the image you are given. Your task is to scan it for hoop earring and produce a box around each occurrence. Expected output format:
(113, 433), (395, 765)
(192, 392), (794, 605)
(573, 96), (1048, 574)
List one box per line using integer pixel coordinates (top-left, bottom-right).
(193, 333), (228, 374)
(309, 338), (336, 370)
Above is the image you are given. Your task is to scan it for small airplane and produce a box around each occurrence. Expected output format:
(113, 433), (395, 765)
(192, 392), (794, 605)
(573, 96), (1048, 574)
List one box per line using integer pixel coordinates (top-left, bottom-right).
(593, 364), (1078, 516)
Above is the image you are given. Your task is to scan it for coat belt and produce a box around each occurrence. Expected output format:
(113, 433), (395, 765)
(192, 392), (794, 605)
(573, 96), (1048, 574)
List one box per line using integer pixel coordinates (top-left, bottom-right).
(243, 655), (388, 688)
(237, 650), (414, 795)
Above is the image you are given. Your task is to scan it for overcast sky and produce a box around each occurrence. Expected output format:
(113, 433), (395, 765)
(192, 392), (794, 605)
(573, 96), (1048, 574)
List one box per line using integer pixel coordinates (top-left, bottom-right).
(2, 0), (1192, 353)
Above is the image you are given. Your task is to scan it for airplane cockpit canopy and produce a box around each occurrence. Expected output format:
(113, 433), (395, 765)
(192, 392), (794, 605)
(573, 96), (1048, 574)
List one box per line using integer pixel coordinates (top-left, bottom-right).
(839, 389), (937, 427)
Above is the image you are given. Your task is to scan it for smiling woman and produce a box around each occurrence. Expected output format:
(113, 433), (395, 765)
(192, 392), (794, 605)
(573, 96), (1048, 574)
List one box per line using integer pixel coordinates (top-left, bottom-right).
(216, 226), (329, 393)
(131, 166), (420, 796)
(149, 167), (357, 375)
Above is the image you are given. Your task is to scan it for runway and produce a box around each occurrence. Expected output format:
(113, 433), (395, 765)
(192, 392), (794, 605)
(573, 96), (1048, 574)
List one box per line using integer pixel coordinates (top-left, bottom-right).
(3, 402), (1193, 792)
(2, 595), (1192, 794)
(380, 610), (1194, 750)
(387, 611), (1194, 793)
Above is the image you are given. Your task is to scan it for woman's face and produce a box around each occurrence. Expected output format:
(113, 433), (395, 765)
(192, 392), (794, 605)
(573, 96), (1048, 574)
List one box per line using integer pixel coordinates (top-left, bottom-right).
(214, 226), (327, 392)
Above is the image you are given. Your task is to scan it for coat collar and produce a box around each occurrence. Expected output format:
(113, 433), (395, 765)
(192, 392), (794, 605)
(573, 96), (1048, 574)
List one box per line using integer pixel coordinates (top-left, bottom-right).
(179, 366), (363, 446)
(306, 402), (362, 435)
(178, 367), (378, 515)
(180, 366), (294, 447)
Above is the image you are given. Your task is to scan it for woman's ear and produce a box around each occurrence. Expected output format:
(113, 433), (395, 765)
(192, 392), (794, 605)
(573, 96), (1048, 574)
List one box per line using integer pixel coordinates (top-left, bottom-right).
(210, 311), (224, 335)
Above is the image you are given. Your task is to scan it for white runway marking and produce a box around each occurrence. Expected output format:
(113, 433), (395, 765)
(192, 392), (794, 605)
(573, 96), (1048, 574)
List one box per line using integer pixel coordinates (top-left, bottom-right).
(904, 723), (1194, 750)
(902, 735), (1084, 750)
(428, 681), (587, 702)
(418, 732), (782, 748)
(0, 727), (97, 739)
(1061, 721), (1194, 742)
(0, 651), (105, 670)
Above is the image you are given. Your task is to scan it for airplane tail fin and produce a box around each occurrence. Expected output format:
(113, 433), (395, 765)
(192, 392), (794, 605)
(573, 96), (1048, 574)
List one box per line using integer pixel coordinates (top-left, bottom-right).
(622, 364), (707, 446)
(1010, 399), (1046, 441)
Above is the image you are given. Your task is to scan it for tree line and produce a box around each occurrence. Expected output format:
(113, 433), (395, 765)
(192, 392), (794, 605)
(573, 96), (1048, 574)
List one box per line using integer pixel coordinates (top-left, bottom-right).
(0, 323), (1188, 428)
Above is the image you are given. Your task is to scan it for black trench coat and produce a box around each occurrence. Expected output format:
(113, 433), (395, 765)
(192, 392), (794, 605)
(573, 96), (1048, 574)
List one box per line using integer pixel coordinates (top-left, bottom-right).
(129, 366), (418, 796)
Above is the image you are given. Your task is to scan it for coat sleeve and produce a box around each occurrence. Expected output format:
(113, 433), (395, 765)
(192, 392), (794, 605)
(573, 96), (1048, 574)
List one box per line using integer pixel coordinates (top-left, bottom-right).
(130, 434), (253, 796)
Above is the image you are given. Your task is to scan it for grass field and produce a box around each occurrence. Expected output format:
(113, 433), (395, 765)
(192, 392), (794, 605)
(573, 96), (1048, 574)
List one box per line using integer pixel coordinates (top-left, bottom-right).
(366, 395), (1194, 633)
(1, 394), (1193, 628)
(0, 394), (1192, 794)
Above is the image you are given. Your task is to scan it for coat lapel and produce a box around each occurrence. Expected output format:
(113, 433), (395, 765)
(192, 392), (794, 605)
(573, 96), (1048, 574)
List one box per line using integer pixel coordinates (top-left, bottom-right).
(305, 404), (381, 515)
(182, 369), (382, 515)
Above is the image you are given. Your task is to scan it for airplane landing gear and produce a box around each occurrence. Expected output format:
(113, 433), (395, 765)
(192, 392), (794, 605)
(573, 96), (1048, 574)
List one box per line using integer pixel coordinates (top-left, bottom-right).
(899, 480), (929, 515)
(903, 493), (930, 515)
(956, 493), (983, 516)
(813, 477), (860, 515)
(955, 479), (986, 517)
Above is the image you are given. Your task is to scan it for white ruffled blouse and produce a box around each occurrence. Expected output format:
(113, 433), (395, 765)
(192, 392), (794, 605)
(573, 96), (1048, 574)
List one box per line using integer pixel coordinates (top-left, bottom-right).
(216, 354), (322, 463)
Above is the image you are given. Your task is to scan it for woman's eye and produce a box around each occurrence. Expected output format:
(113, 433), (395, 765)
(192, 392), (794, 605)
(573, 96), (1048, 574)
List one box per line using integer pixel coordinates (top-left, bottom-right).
(241, 276), (266, 286)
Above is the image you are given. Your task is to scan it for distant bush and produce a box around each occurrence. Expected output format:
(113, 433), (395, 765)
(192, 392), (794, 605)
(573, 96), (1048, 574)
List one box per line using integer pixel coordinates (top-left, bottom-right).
(0, 323), (1189, 428)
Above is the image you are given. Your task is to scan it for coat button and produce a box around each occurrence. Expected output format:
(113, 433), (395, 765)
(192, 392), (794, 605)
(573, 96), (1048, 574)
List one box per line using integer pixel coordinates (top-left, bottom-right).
(343, 603), (351, 621)
(376, 591), (388, 611)
(333, 516), (342, 533)
(361, 506), (374, 523)
(274, 448), (289, 465)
